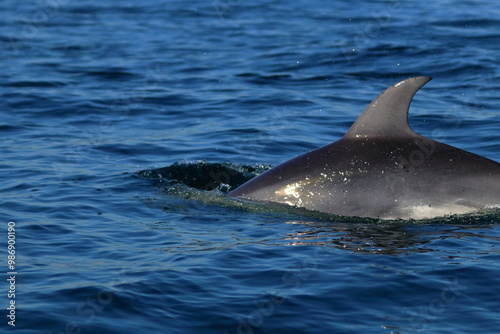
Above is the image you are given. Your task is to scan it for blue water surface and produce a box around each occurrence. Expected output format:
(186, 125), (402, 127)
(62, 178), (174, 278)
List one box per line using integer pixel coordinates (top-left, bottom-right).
(1, 0), (500, 333)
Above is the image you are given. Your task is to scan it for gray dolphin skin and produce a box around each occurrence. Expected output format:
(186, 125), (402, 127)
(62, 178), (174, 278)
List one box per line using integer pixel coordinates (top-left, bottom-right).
(228, 76), (500, 219)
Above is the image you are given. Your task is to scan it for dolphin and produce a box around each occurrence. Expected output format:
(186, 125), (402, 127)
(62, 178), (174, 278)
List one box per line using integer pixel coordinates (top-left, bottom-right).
(228, 76), (500, 220)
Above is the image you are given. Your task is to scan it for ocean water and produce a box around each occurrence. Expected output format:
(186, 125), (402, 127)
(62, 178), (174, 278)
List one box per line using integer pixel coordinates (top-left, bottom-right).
(1, 0), (500, 333)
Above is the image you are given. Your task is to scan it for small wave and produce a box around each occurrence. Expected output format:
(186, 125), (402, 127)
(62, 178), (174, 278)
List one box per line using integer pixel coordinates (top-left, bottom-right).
(138, 161), (271, 192)
(6, 80), (67, 88)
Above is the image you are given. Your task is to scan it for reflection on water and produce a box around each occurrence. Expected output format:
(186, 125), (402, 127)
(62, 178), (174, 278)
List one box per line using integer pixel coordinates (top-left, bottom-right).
(281, 220), (500, 255)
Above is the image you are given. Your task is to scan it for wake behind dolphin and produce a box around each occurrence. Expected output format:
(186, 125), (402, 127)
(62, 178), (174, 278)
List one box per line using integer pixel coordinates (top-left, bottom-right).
(229, 76), (500, 220)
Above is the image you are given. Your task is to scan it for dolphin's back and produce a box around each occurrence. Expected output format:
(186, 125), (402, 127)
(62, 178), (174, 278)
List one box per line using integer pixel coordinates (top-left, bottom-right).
(229, 77), (500, 219)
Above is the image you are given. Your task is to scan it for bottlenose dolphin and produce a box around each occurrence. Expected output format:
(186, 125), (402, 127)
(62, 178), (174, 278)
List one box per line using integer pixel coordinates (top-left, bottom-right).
(229, 76), (500, 219)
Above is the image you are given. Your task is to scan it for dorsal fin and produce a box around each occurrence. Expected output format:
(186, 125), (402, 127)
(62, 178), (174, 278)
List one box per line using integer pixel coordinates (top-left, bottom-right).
(344, 76), (432, 139)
